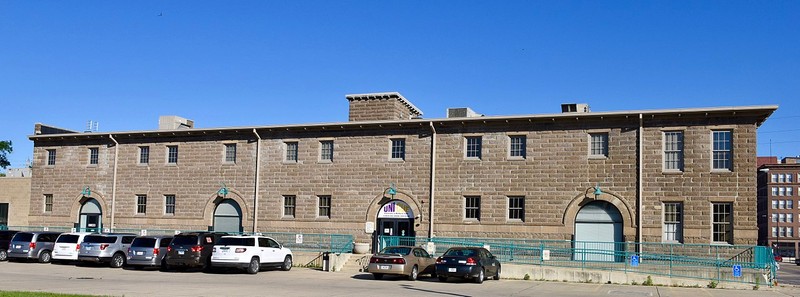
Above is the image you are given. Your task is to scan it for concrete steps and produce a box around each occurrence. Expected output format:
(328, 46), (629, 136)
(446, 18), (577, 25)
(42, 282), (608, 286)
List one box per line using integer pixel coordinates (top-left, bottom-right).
(339, 254), (371, 273)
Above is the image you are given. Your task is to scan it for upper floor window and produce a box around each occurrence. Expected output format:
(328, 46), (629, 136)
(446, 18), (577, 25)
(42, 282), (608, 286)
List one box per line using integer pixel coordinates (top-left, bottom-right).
(508, 196), (525, 221)
(89, 147), (99, 165)
(663, 131), (684, 171)
(320, 141), (333, 162)
(780, 174), (786, 183)
(225, 144), (237, 163)
(772, 174), (778, 183)
(136, 195), (147, 215)
(465, 136), (482, 159)
(663, 202), (683, 243)
(712, 203), (733, 244)
(167, 146), (178, 164)
(283, 195), (296, 217)
(589, 133), (608, 158)
(509, 135), (526, 159)
(789, 174), (795, 183)
(139, 146), (150, 164)
(464, 196), (481, 220)
(44, 194), (53, 212)
(712, 131), (732, 170)
(47, 149), (56, 166)
(390, 139), (406, 160)
(285, 142), (298, 162)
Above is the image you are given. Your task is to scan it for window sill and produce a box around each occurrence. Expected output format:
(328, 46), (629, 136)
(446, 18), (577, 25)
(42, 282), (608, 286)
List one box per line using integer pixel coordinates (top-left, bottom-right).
(162, 213), (175, 217)
(506, 219), (525, 224)
(711, 169), (733, 174)
(315, 216), (331, 221)
(282, 216), (295, 220)
(223, 162), (236, 166)
(507, 157), (526, 161)
(710, 242), (733, 246)
(463, 157), (482, 161)
(662, 171), (683, 175)
(317, 160), (333, 164)
(463, 219), (480, 224)
(137, 163), (149, 167)
(388, 158), (405, 163)
(588, 155), (608, 160)
(282, 161), (298, 165)
(86, 164), (98, 168)
(165, 163), (178, 167)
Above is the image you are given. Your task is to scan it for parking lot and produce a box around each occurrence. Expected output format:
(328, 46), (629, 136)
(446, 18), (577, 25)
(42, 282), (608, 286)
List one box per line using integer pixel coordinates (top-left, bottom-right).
(0, 261), (798, 297)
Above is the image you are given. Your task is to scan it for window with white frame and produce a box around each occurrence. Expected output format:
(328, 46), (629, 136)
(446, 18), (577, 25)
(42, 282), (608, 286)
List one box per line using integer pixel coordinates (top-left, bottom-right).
(712, 131), (732, 170)
(779, 200), (786, 209)
(47, 149), (56, 166)
(136, 195), (147, 214)
(789, 227), (795, 238)
(509, 135), (526, 159)
(139, 146), (150, 164)
(465, 196), (480, 220)
(772, 174), (778, 183)
(89, 147), (99, 165)
(285, 142), (298, 162)
(44, 194), (53, 212)
(508, 196), (525, 221)
(167, 146), (178, 164)
(663, 202), (683, 242)
(589, 133), (609, 157)
(712, 203), (733, 244)
(780, 213), (786, 222)
(773, 227), (778, 237)
(789, 187), (794, 197)
(465, 136), (482, 159)
(780, 187), (786, 196)
(663, 131), (684, 171)
(225, 143), (237, 163)
(283, 195), (296, 217)
(789, 200), (795, 209)
(789, 213), (794, 223)
(320, 141), (333, 162)
(318, 195), (331, 218)
(164, 195), (176, 215)
(773, 200), (779, 209)
(772, 213), (778, 222)
(773, 187), (779, 196)
(390, 138), (406, 160)
(781, 227), (787, 237)
(780, 174), (787, 183)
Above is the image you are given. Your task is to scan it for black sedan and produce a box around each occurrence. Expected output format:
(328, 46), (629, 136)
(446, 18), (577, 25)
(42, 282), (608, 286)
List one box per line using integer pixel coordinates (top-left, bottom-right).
(435, 247), (500, 283)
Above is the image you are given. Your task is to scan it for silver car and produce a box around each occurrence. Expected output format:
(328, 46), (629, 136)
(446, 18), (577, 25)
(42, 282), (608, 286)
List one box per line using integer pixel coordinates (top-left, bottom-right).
(7, 232), (61, 263)
(126, 236), (172, 270)
(78, 233), (136, 268)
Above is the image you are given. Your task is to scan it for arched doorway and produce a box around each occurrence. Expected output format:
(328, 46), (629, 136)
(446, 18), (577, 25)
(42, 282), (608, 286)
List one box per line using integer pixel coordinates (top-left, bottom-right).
(213, 199), (242, 233)
(574, 200), (624, 262)
(375, 200), (415, 250)
(78, 199), (102, 233)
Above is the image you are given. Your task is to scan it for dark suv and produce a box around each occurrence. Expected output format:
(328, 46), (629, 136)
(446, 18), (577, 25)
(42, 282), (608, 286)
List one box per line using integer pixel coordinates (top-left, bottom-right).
(0, 230), (20, 261)
(165, 232), (228, 271)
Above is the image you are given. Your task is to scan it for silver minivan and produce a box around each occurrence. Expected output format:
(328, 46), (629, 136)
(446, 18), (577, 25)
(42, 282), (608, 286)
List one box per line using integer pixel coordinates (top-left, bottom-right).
(52, 232), (94, 264)
(127, 236), (172, 270)
(7, 231), (61, 263)
(78, 233), (136, 268)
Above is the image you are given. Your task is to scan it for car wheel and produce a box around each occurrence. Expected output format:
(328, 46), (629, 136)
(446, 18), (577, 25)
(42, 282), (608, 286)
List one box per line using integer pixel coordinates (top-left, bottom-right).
(247, 257), (260, 274)
(0, 249), (8, 261)
(493, 266), (501, 280)
(373, 273), (384, 280)
(474, 268), (484, 284)
(281, 255), (292, 271)
(408, 265), (418, 281)
(438, 276), (447, 282)
(38, 250), (52, 263)
(110, 253), (125, 268)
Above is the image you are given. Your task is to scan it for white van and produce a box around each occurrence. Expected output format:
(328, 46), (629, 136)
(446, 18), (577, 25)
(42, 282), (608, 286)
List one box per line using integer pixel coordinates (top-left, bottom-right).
(52, 232), (94, 264)
(211, 235), (293, 274)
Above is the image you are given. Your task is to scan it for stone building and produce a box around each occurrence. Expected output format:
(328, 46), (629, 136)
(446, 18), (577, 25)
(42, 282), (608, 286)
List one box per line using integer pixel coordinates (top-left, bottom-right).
(0, 175), (31, 227)
(27, 92), (776, 249)
(758, 156), (800, 258)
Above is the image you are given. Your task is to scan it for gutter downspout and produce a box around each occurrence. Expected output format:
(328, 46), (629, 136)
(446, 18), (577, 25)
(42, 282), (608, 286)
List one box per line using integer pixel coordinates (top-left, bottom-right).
(109, 134), (119, 231)
(428, 122), (437, 239)
(638, 114), (643, 248)
(253, 129), (262, 233)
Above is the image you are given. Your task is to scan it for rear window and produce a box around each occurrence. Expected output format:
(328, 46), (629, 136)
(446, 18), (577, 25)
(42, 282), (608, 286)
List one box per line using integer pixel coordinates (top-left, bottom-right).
(12, 233), (33, 242)
(444, 249), (478, 257)
(83, 235), (116, 244)
(159, 238), (173, 247)
(57, 235), (80, 243)
(131, 238), (157, 248)
(216, 237), (255, 247)
(380, 247), (411, 255)
(171, 236), (199, 246)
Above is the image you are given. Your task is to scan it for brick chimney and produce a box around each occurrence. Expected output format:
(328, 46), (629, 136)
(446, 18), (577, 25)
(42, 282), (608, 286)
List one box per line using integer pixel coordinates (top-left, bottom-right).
(346, 92), (423, 121)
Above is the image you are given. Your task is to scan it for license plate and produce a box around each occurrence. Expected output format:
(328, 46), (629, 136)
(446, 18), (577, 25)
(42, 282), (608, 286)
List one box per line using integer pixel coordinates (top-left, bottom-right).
(86, 247), (92, 250)
(136, 251), (144, 256)
(178, 250), (185, 255)
(15, 245), (21, 249)
(448, 268), (456, 272)
(379, 265), (390, 270)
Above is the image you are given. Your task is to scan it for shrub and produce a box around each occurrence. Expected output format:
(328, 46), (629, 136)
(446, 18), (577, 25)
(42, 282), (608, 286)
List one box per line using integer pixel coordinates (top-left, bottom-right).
(523, 274), (530, 280)
(707, 281), (718, 289)
(642, 276), (654, 286)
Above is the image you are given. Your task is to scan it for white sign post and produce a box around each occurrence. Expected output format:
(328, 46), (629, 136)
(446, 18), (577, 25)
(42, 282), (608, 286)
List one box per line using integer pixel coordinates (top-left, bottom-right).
(542, 250), (551, 261)
(140, 229), (148, 236)
(296, 234), (304, 244)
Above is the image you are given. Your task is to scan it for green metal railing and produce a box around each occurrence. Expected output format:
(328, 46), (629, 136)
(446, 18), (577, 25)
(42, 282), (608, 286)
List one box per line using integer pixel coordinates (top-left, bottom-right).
(379, 236), (776, 286)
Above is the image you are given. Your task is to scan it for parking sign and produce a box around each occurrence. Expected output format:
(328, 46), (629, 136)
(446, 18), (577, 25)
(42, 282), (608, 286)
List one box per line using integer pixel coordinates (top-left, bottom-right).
(733, 265), (742, 278)
(630, 255), (640, 267)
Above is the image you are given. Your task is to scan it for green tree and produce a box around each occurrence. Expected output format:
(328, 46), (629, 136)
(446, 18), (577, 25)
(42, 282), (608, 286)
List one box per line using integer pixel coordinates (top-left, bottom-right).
(0, 140), (12, 169)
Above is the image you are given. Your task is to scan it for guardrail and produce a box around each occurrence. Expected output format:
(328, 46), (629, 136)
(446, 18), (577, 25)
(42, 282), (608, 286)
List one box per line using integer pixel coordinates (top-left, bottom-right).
(379, 236), (776, 286)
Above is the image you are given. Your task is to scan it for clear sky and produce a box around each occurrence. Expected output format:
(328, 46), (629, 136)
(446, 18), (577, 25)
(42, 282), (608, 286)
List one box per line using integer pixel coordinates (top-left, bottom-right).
(1, 1), (798, 171)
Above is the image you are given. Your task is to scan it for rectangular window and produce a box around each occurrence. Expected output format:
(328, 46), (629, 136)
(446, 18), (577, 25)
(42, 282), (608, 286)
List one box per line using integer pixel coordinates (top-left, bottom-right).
(780, 174), (786, 183)
(139, 146), (150, 164)
(712, 203), (733, 244)
(225, 144), (237, 163)
(47, 149), (56, 166)
(589, 133), (609, 157)
(509, 135), (526, 158)
(283, 195), (296, 217)
(136, 195), (147, 215)
(789, 200), (795, 209)
(772, 200), (779, 209)
(772, 174), (778, 183)
(789, 227), (795, 238)
(789, 213), (794, 223)
(664, 131), (684, 171)
(285, 142), (298, 162)
(89, 147), (99, 165)
(789, 187), (794, 197)
(772, 227), (778, 238)
(780, 187), (786, 196)
(0, 203), (7, 226)
(164, 195), (176, 215)
(465, 136), (482, 159)
(779, 200), (786, 209)
(789, 174), (795, 183)
(663, 202), (683, 242)
(44, 194), (53, 212)
(508, 196), (525, 221)
(390, 138), (406, 160)
(780, 213), (786, 222)
(464, 196), (481, 220)
(167, 146), (178, 164)
(318, 195), (331, 218)
(773, 187), (779, 196)
(780, 227), (787, 237)
(772, 213), (778, 222)
(320, 141), (333, 162)
(712, 131), (732, 170)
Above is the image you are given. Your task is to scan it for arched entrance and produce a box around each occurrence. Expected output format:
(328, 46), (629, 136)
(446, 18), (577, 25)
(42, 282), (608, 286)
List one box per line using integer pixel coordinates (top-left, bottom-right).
(374, 200), (415, 250)
(574, 200), (624, 262)
(78, 199), (102, 233)
(213, 199), (242, 233)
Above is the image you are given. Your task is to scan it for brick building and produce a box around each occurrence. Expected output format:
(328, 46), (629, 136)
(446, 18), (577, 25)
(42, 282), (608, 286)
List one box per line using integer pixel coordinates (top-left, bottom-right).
(758, 157), (800, 258)
(28, 92), (776, 249)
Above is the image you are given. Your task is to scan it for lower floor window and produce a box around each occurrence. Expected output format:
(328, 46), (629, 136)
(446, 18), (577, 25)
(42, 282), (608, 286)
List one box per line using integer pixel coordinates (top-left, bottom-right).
(712, 203), (733, 244)
(164, 195), (176, 215)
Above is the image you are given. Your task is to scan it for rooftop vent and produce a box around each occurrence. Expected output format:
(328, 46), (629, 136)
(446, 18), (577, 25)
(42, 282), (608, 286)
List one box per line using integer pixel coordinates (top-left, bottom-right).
(159, 116), (194, 130)
(447, 107), (483, 118)
(561, 103), (590, 113)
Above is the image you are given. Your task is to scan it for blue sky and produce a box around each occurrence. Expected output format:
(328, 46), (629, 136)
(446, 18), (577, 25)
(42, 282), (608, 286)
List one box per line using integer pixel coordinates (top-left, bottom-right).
(1, 1), (798, 171)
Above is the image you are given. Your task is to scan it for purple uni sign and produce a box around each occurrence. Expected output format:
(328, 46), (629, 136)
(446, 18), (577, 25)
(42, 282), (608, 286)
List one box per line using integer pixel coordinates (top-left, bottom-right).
(378, 201), (414, 219)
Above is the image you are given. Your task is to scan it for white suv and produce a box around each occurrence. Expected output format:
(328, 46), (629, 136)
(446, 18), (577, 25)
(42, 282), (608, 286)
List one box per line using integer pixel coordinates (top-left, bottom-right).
(52, 232), (93, 264)
(211, 236), (293, 274)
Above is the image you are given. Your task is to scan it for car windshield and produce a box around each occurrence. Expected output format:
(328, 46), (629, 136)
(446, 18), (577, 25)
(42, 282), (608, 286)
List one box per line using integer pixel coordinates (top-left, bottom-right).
(380, 247), (411, 255)
(444, 249), (478, 257)
(131, 238), (157, 248)
(216, 237), (255, 246)
(56, 235), (80, 243)
(11, 233), (33, 242)
(83, 235), (116, 244)
(171, 236), (199, 246)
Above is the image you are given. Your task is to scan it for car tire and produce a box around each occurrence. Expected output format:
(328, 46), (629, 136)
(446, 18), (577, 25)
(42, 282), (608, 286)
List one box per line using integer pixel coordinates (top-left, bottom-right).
(373, 273), (384, 280)
(408, 265), (418, 281)
(474, 268), (484, 284)
(0, 249), (8, 261)
(247, 257), (260, 275)
(281, 255), (292, 271)
(438, 276), (447, 282)
(493, 266), (501, 280)
(110, 253), (125, 268)
(38, 250), (52, 263)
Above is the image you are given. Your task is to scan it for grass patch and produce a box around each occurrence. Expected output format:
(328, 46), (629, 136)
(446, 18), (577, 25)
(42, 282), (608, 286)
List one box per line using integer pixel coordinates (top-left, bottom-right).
(0, 291), (105, 297)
